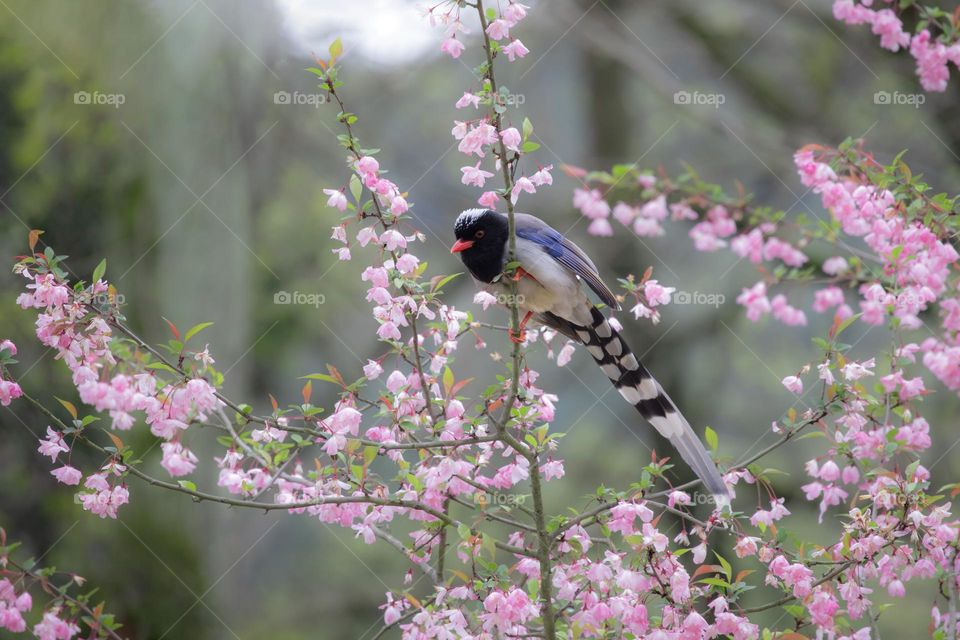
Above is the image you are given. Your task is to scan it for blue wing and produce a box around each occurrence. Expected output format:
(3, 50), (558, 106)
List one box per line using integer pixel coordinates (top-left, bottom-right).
(514, 213), (620, 309)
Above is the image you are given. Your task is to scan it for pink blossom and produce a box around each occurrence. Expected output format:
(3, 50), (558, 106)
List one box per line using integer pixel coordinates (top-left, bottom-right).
(587, 218), (612, 236)
(500, 127), (522, 152)
(0, 339), (16, 356)
(389, 195), (408, 215)
(51, 465), (82, 486)
(771, 294), (807, 326)
(485, 18), (510, 41)
(363, 360), (383, 379)
(323, 188), (348, 212)
(541, 459), (564, 480)
(0, 379), (22, 406)
(377, 322), (402, 341)
(510, 176), (536, 204)
(503, 39), (529, 62)
(478, 190), (500, 208)
(461, 162), (494, 188)
(473, 291), (498, 310)
(356, 226), (378, 247)
(556, 342), (575, 367)
(644, 280), (674, 307)
(503, 2), (529, 26)
(455, 92), (480, 109)
(736, 281), (771, 321)
(38, 426), (69, 461)
(781, 375), (803, 394)
(356, 156), (379, 177)
(440, 37), (465, 59)
(160, 441), (198, 477)
(872, 9), (910, 51)
(822, 256), (849, 275)
(395, 253), (420, 275)
(380, 229), (407, 252)
(458, 122), (498, 157)
(734, 536), (759, 557)
(530, 165), (553, 186)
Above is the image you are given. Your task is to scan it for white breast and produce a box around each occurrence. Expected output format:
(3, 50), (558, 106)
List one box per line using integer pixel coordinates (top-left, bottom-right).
(486, 238), (592, 326)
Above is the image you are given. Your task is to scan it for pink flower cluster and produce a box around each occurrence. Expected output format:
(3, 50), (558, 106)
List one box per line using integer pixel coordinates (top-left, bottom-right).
(433, 1), (530, 64)
(15, 261), (224, 518)
(833, 1), (960, 91)
(0, 579), (31, 632)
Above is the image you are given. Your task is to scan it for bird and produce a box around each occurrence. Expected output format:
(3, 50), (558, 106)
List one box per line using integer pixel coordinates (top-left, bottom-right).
(450, 208), (732, 507)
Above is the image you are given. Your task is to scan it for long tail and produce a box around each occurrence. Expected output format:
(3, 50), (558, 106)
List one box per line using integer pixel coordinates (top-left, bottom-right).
(544, 307), (732, 507)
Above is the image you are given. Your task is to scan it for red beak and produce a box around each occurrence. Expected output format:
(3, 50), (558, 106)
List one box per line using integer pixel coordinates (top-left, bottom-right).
(450, 239), (474, 253)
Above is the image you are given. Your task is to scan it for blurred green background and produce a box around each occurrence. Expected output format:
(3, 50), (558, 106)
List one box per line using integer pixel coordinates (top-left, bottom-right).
(1, 0), (958, 637)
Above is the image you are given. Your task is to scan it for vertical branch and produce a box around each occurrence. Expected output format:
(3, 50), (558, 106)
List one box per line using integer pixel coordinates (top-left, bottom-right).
(475, 3), (557, 637)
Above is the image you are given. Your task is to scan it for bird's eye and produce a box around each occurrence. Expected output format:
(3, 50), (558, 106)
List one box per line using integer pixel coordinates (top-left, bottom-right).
(475, 230), (486, 239)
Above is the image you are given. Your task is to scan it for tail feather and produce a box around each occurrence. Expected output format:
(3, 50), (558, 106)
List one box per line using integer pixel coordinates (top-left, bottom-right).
(545, 307), (732, 507)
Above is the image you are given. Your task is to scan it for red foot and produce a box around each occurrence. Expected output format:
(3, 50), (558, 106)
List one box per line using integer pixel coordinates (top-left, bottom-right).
(509, 311), (534, 343)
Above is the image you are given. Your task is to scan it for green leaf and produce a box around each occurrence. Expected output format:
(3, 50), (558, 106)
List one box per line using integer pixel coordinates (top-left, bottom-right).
(521, 117), (533, 140)
(714, 550), (732, 581)
(520, 141), (540, 153)
(145, 361), (178, 374)
(442, 367), (454, 395)
(363, 445), (378, 466)
(178, 480), (197, 492)
(92, 258), (106, 284)
(301, 373), (340, 384)
(349, 174), (363, 203)
(431, 272), (462, 292)
(704, 426), (718, 452)
(329, 37), (343, 61)
(183, 322), (214, 343)
(834, 312), (861, 338)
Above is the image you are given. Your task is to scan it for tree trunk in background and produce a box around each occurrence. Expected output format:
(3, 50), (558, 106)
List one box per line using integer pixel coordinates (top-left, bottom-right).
(583, 0), (634, 165)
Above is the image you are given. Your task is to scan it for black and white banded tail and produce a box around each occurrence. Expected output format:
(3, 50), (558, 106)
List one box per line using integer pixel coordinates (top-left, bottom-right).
(548, 307), (731, 506)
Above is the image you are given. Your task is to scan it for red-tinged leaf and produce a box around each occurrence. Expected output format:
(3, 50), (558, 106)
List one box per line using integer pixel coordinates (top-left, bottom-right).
(107, 432), (124, 451)
(327, 364), (345, 386)
(301, 380), (312, 404)
(560, 163), (587, 179)
(28, 229), (43, 253)
(640, 266), (654, 284)
(404, 593), (423, 609)
(268, 393), (279, 413)
(734, 569), (755, 583)
(161, 316), (181, 340)
(486, 398), (503, 413)
(380, 395), (394, 412)
(55, 397), (78, 420)
(692, 564), (722, 579)
(449, 377), (474, 397)
(651, 512), (663, 527)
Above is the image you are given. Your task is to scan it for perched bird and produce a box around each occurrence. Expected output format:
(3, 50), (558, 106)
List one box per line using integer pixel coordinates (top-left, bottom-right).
(451, 208), (731, 506)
